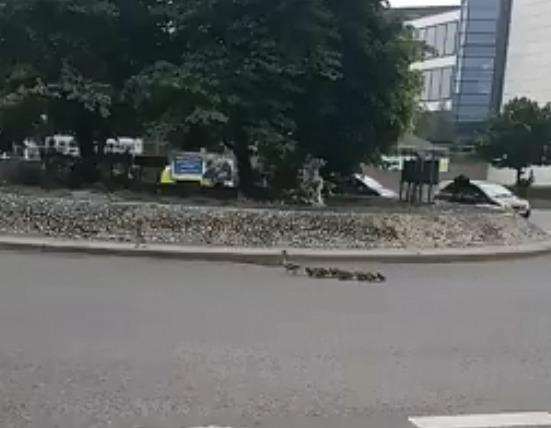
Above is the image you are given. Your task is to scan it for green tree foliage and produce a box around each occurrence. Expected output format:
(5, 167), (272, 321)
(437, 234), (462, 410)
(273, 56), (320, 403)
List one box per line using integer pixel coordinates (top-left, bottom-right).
(478, 98), (551, 185)
(0, 0), (421, 194)
(160, 0), (345, 191)
(0, 0), (169, 154)
(297, 0), (421, 174)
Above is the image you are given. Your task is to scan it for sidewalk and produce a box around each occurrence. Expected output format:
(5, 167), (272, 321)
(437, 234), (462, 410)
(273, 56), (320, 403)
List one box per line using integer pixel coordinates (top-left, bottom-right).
(1, 234), (551, 264)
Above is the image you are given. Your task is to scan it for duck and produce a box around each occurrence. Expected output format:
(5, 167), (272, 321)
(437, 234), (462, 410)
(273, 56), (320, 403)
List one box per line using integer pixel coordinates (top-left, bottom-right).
(281, 250), (302, 275)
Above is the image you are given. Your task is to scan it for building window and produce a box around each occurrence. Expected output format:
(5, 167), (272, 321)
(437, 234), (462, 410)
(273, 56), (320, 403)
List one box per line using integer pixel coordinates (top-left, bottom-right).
(418, 21), (458, 58)
(464, 33), (496, 45)
(458, 68), (494, 81)
(441, 68), (453, 99)
(444, 22), (457, 55)
(462, 46), (496, 58)
(422, 70), (431, 100)
(421, 67), (454, 102)
(460, 81), (492, 95)
(435, 24), (446, 56)
(468, 0), (501, 19)
(456, 105), (490, 122)
(467, 20), (497, 33)
(463, 57), (494, 70)
(426, 26), (437, 55)
(458, 94), (491, 106)
(429, 68), (442, 101)
(418, 28), (426, 42)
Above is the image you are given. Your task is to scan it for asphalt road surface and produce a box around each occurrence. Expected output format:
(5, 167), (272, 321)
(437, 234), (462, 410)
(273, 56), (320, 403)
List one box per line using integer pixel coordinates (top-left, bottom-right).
(1, 251), (551, 428)
(531, 209), (551, 233)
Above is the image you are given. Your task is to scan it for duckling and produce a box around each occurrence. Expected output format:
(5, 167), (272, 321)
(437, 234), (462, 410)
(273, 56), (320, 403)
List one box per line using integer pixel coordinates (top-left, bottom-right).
(366, 272), (378, 282)
(319, 268), (333, 279)
(336, 270), (355, 281)
(354, 271), (371, 282)
(281, 250), (302, 275)
(328, 268), (342, 278)
(305, 267), (316, 278)
(373, 272), (386, 283)
(305, 267), (330, 279)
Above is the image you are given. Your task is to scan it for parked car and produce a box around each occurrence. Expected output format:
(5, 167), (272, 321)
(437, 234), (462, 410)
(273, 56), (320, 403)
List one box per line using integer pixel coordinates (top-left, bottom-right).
(336, 174), (398, 199)
(437, 178), (531, 218)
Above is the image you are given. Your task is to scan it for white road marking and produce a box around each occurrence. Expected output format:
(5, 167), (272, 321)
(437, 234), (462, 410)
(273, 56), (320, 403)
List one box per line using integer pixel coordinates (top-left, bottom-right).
(409, 412), (551, 428)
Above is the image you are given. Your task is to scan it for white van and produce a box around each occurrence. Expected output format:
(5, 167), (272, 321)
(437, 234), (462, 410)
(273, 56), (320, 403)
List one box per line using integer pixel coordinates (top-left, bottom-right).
(104, 137), (144, 156)
(45, 135), (80, 157)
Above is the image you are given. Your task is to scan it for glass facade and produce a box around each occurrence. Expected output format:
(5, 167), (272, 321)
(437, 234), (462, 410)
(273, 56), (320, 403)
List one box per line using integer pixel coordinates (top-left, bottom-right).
(454, 0), (508, 124)
(421, 67), (455, 102)
(416, 20), (458, 58)
(412, 15), (459, 107)
(408, 0), (512, 140)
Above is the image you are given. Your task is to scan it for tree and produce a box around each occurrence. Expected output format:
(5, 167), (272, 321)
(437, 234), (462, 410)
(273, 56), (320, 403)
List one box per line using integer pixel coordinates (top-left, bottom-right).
(163, 0), (421, 193)
(294, 0), (422, 174)
(0, 0), (172, 158)
(161, 0), (343, 192)
(1, 0), (422, 196)
(478, 98), (551, 186)
(123, 61), (228, 151)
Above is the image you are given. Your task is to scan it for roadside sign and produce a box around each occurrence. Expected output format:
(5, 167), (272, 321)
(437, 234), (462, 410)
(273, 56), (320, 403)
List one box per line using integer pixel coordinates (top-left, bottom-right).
(171, 153), (204, 181)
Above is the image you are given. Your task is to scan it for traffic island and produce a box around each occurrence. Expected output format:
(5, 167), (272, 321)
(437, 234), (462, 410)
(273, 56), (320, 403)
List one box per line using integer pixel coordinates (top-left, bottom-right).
(0, 191), (549, 263)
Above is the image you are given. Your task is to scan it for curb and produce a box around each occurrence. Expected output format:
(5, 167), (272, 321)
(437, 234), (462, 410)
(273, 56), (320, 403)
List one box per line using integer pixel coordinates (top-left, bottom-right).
(1, 235), (551, 265)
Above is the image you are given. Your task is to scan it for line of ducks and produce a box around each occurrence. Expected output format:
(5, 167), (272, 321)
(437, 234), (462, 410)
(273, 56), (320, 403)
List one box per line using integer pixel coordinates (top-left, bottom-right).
(281, 251), (386, 283)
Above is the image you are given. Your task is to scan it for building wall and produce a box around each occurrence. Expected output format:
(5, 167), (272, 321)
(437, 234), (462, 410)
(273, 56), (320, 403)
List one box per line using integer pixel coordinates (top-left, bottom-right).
(387, 6), (460, 22)
(502, 0), (551, 106)
(487, 165), (551, 187)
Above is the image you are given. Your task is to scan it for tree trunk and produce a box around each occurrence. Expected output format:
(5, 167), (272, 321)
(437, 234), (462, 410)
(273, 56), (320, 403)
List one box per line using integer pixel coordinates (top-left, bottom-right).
(516, 167), (524, 186)
(234, 139), (254, 196)
(229, 121), (255, 196)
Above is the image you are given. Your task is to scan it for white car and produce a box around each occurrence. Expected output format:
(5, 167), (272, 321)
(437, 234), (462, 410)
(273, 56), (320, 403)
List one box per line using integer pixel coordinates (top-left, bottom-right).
(438, 179), (531, 218)
(341, 174), (398, 199)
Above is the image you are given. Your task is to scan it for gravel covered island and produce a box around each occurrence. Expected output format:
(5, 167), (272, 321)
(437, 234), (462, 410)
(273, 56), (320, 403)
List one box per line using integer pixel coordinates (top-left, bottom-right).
(0, 191), (546, 249)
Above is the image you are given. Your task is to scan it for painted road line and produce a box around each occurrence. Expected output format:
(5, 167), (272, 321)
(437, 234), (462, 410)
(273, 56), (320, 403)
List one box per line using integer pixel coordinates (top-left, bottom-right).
(409, 412), (551, 428)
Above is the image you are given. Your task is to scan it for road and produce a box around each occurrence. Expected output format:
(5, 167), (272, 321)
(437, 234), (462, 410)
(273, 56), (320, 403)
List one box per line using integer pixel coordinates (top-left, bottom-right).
(531, 209), (551, 233)
(1, 250), (551, 428)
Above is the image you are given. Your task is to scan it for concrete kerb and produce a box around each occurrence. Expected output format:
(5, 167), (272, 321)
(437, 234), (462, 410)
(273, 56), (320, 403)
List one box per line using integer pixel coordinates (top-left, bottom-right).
(1, 235), (551, 265)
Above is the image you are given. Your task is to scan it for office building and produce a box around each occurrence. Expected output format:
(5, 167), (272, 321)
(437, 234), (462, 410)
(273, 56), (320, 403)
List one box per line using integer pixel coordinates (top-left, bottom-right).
(406, 0), (512, 143)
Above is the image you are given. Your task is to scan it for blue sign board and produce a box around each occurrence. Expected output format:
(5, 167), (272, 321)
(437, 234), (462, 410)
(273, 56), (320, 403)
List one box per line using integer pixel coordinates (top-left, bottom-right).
(172, 153), (204, 180)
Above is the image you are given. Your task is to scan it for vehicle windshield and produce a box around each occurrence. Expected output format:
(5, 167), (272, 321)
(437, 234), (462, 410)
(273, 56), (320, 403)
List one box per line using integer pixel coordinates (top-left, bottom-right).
(478, 183), (514, 199)
(355, 174), (385, 190)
